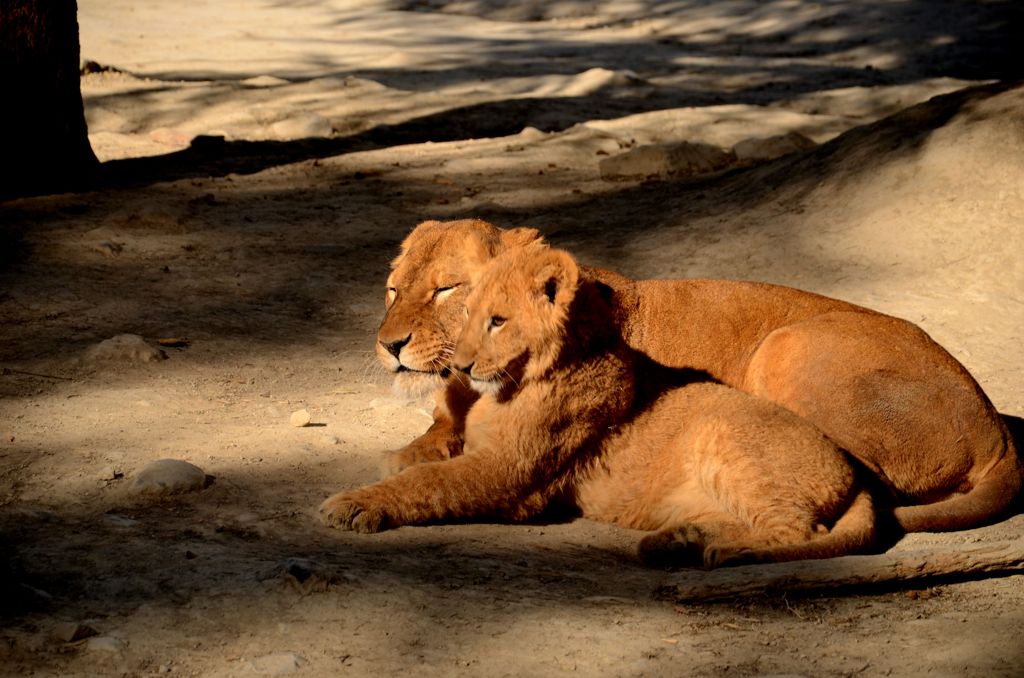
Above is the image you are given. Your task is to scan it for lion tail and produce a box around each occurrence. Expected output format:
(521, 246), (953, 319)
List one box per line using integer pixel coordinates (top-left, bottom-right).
(894, 431), (1023, 533)
(722, 487), (877, 567)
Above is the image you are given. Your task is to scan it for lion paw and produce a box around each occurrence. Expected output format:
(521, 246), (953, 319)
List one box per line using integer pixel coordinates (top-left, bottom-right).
(319, 492), (390, 533)
(638, 525), (708, 569)
(703, 544), (757, 569)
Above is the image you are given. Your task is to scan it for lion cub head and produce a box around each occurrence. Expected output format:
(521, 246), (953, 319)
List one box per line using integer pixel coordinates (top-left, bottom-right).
(452, 245), (580, 398)
(377, 219), (541, 396)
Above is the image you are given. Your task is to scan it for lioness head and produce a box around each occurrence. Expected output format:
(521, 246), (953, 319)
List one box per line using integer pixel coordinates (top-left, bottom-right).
(452, 245), (580, 397)
(377, 219), (542, 396)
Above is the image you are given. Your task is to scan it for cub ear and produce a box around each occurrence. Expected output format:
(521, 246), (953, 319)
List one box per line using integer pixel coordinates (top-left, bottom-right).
(532, 248), (579, 309)
(499, 226), (544, 251)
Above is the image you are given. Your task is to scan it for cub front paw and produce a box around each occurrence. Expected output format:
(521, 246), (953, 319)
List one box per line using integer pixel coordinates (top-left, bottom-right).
(319, 492), (390, 533)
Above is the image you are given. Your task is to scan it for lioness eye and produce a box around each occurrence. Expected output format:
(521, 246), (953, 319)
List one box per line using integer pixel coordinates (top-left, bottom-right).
(386, 287), (397, 304)
(488, 316), (506, 330)
(433, 285), (460, 302)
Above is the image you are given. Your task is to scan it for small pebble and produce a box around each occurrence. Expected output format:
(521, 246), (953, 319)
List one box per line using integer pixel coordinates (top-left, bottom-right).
(289, 409), (311, 427)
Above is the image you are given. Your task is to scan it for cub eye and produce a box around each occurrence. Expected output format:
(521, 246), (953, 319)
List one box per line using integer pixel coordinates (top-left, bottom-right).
(487, 316), (506, 331)
(386, 287), (397, 304)
(433, 284), (460, 303)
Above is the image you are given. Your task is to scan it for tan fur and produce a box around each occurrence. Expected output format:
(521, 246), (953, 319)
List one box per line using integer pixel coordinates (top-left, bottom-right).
(320, 246), (876, 567)
(373, 219), (542, 476)
(366, 219), (1021, 532)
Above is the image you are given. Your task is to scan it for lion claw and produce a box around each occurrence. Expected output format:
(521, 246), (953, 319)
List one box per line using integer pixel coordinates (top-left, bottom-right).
(319, 493), (388, 533)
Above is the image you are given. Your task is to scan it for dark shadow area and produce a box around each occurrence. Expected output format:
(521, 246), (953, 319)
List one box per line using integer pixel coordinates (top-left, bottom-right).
(1, 79), (1018, 376)
(1005, 414), (1024, 515)
(2, 458), (1022, 662)
(1, 458), (1020, 617)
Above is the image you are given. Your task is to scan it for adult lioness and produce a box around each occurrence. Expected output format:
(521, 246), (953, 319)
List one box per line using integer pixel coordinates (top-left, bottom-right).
(321, 245), (877, 568)
(366, 219), (1021, 533)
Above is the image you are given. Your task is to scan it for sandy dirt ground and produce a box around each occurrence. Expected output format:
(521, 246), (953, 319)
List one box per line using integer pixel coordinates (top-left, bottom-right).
(2, 1), (1023, 676)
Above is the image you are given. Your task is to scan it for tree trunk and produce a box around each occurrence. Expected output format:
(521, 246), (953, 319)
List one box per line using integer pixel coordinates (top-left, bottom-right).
(0, 0), (98, 200)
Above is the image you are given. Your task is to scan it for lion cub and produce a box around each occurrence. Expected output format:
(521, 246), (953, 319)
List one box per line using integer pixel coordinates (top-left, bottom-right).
(320, 245), (877, 567)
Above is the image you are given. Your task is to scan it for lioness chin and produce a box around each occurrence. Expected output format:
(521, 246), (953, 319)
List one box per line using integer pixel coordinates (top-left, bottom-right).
(321, 245), (877, 568)
(366, 219), (1021, 533)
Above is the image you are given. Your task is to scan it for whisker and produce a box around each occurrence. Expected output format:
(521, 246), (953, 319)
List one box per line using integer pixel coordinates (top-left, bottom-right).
(500, 366), (519, 388)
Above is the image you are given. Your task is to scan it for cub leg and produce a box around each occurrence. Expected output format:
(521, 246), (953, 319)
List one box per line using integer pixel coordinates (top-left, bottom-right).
(321, 449), (545, 532)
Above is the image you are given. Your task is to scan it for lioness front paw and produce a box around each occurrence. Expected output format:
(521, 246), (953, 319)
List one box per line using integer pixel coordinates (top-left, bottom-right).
(319, 492), (390, 533)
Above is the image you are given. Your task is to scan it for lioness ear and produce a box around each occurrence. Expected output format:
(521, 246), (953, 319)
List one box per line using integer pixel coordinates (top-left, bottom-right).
(391, 220), (445, 268)
(533, 249), (579, 309)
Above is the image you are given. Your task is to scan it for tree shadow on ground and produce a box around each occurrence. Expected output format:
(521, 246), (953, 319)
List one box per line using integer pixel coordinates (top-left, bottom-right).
(94, 77), (1017, 194)
(0, 80), (1018, 376)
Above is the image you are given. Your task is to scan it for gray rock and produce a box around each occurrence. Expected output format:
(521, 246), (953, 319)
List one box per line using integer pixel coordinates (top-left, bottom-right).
(131, 459), (211, 495)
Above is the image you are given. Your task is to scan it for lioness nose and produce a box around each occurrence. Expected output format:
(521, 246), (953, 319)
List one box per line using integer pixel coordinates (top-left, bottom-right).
(380, 335), (411, 359)
(456, 361), (474, 375)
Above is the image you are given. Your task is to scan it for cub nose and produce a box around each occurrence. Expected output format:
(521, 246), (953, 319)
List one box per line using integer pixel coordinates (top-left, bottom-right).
(380, 334), (411, 359)
(456, 361), (474, 376)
